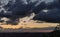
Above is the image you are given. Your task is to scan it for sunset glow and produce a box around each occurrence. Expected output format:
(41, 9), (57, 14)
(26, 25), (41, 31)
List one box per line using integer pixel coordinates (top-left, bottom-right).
(0, 18), (58, 29)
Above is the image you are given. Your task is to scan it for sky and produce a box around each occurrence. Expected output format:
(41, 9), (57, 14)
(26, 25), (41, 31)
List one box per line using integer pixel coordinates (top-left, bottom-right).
(0, 0), (59, 32)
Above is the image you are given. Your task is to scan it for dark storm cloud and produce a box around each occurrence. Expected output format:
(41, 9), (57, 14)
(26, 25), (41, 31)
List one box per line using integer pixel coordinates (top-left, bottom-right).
(0, 0), (40, 25)
(0, 0), (37, 18)
(33, 8), (60, 23)
(6, 0), (39, 16)
(46, 0), (60, 9)
(33, 0), (60, 23)
(0, 0), (55, 18)
(0, 0), (60, 24)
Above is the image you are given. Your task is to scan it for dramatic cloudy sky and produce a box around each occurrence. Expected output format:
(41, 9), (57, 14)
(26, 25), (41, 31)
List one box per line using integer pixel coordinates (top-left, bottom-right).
(0, 0), (59, 32)
(0, 0), (59, 23)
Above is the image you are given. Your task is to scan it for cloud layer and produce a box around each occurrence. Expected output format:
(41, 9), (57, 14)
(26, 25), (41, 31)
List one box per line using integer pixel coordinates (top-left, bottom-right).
(0, 0), (60, 24)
